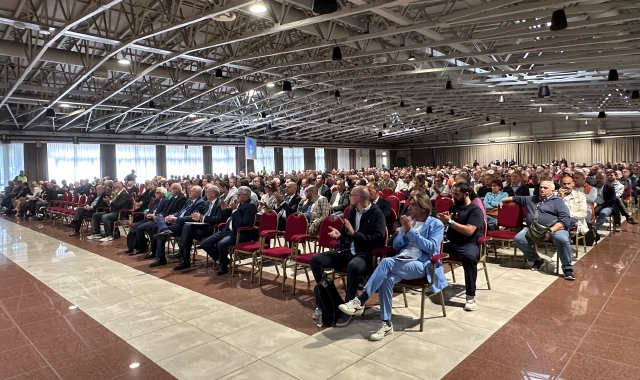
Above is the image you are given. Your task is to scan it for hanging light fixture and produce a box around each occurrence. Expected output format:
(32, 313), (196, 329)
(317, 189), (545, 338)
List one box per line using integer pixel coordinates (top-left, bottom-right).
(426, 106), (433, 114)
(632, 90), (640, 99)
(539, 106), (543, 113)
(378, 132), (383, 137)
(499, 95), (505, 103)
(549, 9), (568, 31)
(538, 85), (550, 98)
(608, 69), (619, 81)
(282, 80), (292, 91)
(148, 101), (155, 108)
(215, 68), (223, 78)
(407, 54), (416, 61)
(450, 109), (455, 115)
(486, 116), (490, 121)
(566, 114), (569, 120)
(382, 123), (387, 129)
(500, 119), (505, 125)
(400, 98), (405, 107)
(445, 79), (453, 90)
(598, 111), (606, 118)
(249, 2), (267, 13)
(45, 108), (56, 118)
(334, 90), (340, 97)
(326, 118), (331, 123)
(312, 0), (339, 14)
(332, 45), (342, 61)
(118, 58), (130, 65)
(513, 122), (517, 126)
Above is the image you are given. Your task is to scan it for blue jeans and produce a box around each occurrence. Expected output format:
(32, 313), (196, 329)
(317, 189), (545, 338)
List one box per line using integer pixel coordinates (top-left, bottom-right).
(200, 230), (234, 267)
(486, 215), (497, 229)
(363, 257), (426, 321)
(595, 207), (613, 229)
(514, 228), (573, 273)
(92, 212), (118, 236)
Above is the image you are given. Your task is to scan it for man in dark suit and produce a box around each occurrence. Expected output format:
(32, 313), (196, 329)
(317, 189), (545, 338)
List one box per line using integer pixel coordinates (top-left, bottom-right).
(67, 185), (108, 236)
(125, 187), (170, 254)
(173, 186), (231, 270)
(200, 186), (257, 275)
(141, 184), (187, 257)
(74, 179), (91, 196)
(273, 181), (301, 231)
(367, 183), (391, 218)
(329, 180), (350, 217)
(503, 171), (531, 197)
(315, 173), (332, 201)
(88, 181), (131, 242)
(150, 186), (206, 267)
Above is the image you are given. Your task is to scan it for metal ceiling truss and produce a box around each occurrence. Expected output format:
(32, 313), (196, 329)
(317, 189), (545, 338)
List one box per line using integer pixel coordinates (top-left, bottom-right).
(0, 0), (639, 147)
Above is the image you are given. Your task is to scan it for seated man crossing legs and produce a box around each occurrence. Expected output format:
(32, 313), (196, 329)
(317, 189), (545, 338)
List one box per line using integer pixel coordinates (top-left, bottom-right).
(87, 181), (131, 242)
(67, 185), (107, 236)
(124, 187), (168, 254)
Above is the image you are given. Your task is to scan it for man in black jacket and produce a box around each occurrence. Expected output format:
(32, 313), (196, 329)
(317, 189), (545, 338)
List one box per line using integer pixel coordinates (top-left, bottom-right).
(87, 181), (131, 242)
(143, 184), (187, 257)
(329, 180), (350, 217)
(503, 171), (531, 197)
(67, 185), (108, 236)
(309, 186), (386, 327)
(273, 181), (301, 231)
(200, 186), (257, 275)
(126, 187), (170, 254)
(367, 182), (391, 218)
(315, 173), (332, 201)
(173, 186), (231, 270)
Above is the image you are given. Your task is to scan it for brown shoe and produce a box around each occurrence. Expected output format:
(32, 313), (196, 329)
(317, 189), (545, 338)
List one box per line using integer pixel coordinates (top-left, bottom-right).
(627, 217), (639, 225)
(68, 231), (80, 236)
(64, 223), (74, 228)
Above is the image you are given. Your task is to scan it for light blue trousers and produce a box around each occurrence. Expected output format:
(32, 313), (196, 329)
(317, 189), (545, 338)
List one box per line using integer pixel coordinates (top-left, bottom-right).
(364, 257), (426, 321)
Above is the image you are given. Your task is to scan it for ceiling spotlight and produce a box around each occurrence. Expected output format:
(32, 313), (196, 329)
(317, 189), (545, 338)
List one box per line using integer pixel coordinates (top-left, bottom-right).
(445, 80), (453, 90)
(499, 95), (505, 103)
(632, 90), (639, 99)
(249, 2), (267, 13)
(407, 54), (416, 61)
(282, 80), (292, 91)
(378, 132), (383, 138)
(538, 85), (550, 98)
(607, 69), (619, 81)
(39, 27), (52, 35)
(539, 106), (543, 113)
(12, 21), (26, 30)
(415, 107), (421, 111)
(105, 123), (111, 130)
(426, 106), (433, 114)
(332, 45), (342, 61)
(566, 114), (569, 120)
(598, 111), (606, 118)
(148, 101), (155, 108)
(334, 90), (340, 97)
(450, 109), (454, 115)
(400, 100), (405, 107)
(215, 68), (223, 78)
(486, 116), (490, 122)
(45, 108), (56, 118)
(266, 82), (275, 88)
(118, 58), (130, 65)
(259, 111), (266, 118)
(59, 103), (71, 108)
(549, 9), (568, 31)
(209, 130), (214, 135)
(188, 114), (196, 118)
(500, 119), (505, 125)
(382, 123), (387, 129)
(326, 118), (332, 123)
(513, 122), (516, 126)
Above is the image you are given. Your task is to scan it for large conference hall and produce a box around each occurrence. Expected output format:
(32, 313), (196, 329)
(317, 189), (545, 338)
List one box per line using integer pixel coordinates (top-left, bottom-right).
(1, 0), (639, 379)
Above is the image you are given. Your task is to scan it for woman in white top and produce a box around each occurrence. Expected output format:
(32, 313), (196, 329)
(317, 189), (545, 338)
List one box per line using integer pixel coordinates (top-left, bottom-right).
(338, 192), (447, 341)
(16, 181), (42, 217)
(258, 180), (278, 212)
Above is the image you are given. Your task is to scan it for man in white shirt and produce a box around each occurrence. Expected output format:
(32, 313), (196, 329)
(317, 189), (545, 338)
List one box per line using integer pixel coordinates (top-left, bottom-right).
(429, 175), (450, 200)
(558, 175), (589, 234)
(573, 169), (597, 220)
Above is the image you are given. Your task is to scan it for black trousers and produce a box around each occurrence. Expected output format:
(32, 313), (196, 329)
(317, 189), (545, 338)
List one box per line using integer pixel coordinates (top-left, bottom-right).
(309, 250), (373, 302)
(177, 224), (214, 259)
(443, 242), (479, 297)
(71, 208), (95, 232)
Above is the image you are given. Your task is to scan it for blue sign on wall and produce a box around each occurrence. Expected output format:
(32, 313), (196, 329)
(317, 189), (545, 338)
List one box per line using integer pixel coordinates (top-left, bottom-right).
(245, 137), (256, 160)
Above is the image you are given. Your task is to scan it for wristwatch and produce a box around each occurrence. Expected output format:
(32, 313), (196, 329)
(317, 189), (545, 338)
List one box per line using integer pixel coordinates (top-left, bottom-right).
(448, 219), (454, 226)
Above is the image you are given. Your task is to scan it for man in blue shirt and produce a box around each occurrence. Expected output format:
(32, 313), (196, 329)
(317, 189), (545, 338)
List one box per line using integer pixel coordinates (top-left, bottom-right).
(501, 180), (575, 280)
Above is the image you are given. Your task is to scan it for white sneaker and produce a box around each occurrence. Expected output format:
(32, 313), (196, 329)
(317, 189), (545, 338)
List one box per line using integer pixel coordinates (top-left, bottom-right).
(338, 298), (364, 316)
(464, 300), (476, 311)
(87, 234), (102, 240)
(285, 259), (296, 267)
(369, 322), (393, 341)
(99, 236), (113, 242)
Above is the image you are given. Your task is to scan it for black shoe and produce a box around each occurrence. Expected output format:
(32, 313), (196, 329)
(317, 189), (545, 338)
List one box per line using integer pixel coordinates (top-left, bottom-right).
(153, 230), (173, 240)
(334, 312), (353, 328)
(143, 252), (155, 259)
(149, 258), (167, 267)
(129, 249), (144, 256)
(216, 266), (229, 276)
(530, 259), (544, 271)
(564, 271), (575, 281)
(124, 249), (134, 254)
(167, 253), (181, 259)
(173, 261), (191, 271)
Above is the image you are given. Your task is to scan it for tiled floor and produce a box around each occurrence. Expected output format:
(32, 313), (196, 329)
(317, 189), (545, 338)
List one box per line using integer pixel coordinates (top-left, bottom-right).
(1, 215), (640, 379)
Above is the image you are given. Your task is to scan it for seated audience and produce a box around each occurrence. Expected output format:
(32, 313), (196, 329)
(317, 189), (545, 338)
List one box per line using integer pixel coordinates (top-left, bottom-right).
(87, 181), (131, 242)
(273, 181), (301, 231)
(298, 185), (330, 234)
(66, 185), (108, 235)
(503, 171), (529, 196)
(483, 179), (508, 230)
(125, 187), (169, 253)
(329, 179), (350, 217)
(557, 174), (589, 234)
(573, 169), (596, 220)
(367, 182), (391, 219)
(377, 172), (395, 191)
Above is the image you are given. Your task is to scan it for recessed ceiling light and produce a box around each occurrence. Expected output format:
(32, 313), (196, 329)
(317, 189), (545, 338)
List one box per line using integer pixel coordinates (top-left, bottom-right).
(188, 114), (196, 118)
(266, 83), (275, 88)
(249, 2), (267, 13)
(415, 107), (421, 111)
(118, 58), (130, 65)
(39, 27), (52, 35)
(60, 103), (71, 108)
(407, 55), (416, 61)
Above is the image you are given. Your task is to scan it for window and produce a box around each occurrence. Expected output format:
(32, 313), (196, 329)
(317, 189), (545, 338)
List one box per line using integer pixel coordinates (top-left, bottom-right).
(337, 148), (350, 171)
(376, 150), (388, 168)
(47, 143), (100, 183)
(255, 147), (274, 173)
(211, 146), (236, 176)
(283, 147), (304, 173)
(166, 145), (203, 177)
(315, 148), (325, 171)
(0, 143), (24, 190)
(116, 144), (156, 182)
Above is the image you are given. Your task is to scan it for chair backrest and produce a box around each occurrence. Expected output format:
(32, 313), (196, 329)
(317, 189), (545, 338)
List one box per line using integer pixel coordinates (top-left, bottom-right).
(343, 205), (352, 219)
(397, 189), (407, 199)
(497, 202), (523, 229)
(331, 187), (337, 193)
(78, 194), (87, 205)
(139, 184), (145, 194)
(387, 196), (400, 215)
(318, 216), (344, 248)
(85, 195), (94, 205)
(258, 210), (278, 233)
(284, 213), (308, 242)
(386, 208), (398, 236)
(61, 192), (70, 203)
(129, 192), (137, 198)
(435, 197), (454, 213)
(70, 193), (79, 205)
(380, 188), (394, 198)
(147, 200), (154, 210)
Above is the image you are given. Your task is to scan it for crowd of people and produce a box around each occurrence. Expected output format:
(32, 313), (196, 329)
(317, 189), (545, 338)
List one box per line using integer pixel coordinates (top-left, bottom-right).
(1, 157), (638, 341)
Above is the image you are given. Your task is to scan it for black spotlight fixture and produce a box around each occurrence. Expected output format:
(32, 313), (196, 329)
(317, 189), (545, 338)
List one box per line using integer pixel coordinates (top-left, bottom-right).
(326, 118), (331, 123)
(332, 45), (342, 61)
(426, 106), (433, 114)
(288, 143), (293, 148)
(382, 123), (387, 129)
(500, 119), (506, 125)
(313, 0), (338, 14)
(148, 101), (155, 108)
(598, 111), (606, 118)
(334, 90), (340, 97)
(549, 9), (568, 31)
(454, 131), (458, 135)
(607, 69), (619, 81)
(445, 80), (453, 90)
(538, 85), (551, 98)
(400, 100), (405, 107)
(215, 68), (223, 78)
(209, 129), (214, 135)
(45, 108), (56, 118)
(450, 109), (455, 115)
(259, 111), (266, 118)
(486, 116), (490, 122)
(378, 132), (383, 138)
(282, 80), (292, 91)
(513, 122), (517, 126)
(632, 90), (640, 99)
(105, 123), (111, 130)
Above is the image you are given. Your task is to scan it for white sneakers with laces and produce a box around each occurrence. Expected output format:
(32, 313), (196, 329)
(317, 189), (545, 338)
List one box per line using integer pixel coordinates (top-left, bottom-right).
(99, 236), (113, 242)
(87, 234), (102, 240)
(464, 297), (476, 311)
(369, 322), (393, 341)
(338, 298), (364, 316)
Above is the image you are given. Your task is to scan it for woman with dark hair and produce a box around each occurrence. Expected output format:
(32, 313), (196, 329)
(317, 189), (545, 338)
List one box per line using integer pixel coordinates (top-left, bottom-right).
(483, 179), (507, 230)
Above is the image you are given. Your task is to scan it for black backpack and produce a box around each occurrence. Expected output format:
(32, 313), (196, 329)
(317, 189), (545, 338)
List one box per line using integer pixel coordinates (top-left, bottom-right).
(314, 277), (344, 326)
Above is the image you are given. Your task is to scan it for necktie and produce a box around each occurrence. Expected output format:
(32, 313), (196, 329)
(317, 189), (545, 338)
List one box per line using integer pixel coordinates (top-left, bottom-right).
(179, 200), (192, 217)
(204, 201), (215, 217)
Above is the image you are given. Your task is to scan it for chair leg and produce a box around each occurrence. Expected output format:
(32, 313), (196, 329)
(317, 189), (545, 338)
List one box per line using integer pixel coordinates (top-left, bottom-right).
(483, 261), (491, 290)
(402, 287), (408, 307)
(419, 286), (426, 332)
(292, 265), (298, 295)
(250, 254), (256, 283)
(281, 261), (287, 292)
(449, 263), (456, 283)
(258, 256), (264, 286)
(304, 267), (310, 283)
(439, 290), (447, 317)
(230, 249), (236, 277)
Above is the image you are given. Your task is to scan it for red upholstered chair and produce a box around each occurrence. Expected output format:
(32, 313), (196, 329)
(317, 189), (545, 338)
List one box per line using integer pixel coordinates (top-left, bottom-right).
(139, 184), (145, 194)
(387, 195), (400, 215)
(487, 202), (523, 259)
(397, 189), (407, 199)
(290, 215), (344, 294)
(343, 205), (352, 219)
(435, 196), (454, 214)
(113, 198), (135, 236)
(380, 188), (394, 199)
(257, 213), (308, 291)
(231, 210), (278, 280)
(386, 209), (397, 242)
(442, 220), (492, 290)
(61, 194), (86, 225)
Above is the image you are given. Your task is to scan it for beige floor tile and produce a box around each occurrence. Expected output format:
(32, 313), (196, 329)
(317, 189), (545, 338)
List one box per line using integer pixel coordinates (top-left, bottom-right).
(367, 334), (467, 379)
(65, 285), (133, 309)
(219, 320), (307, 359)
(187, 306), (263, 337)
(495, 267), (558, 285)
(127, 323), (215, 361)
(83, 297), (156, 324)
(98, 272), (153, 287)
(409, 318), (495, 354)
(472, 289), (537, 313)
(445, 304), (516, 331)
(218, 361), (297, 380)
(313, 319), (403, 357)
(103, 309), (182, 340)
(41, 271), (102, 290)
(330, 358), (420, 380)
(262, 337), (361, 380)
(158, 340), (257, 380)
(160, 295), (230, 321)
(117, 277), (177, 296)
(488, 276), (550, 297)
(137, 286), (200, 307)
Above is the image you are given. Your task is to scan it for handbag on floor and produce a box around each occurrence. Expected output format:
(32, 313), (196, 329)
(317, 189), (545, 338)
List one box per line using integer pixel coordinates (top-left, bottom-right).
(314, 276), (344, 327)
